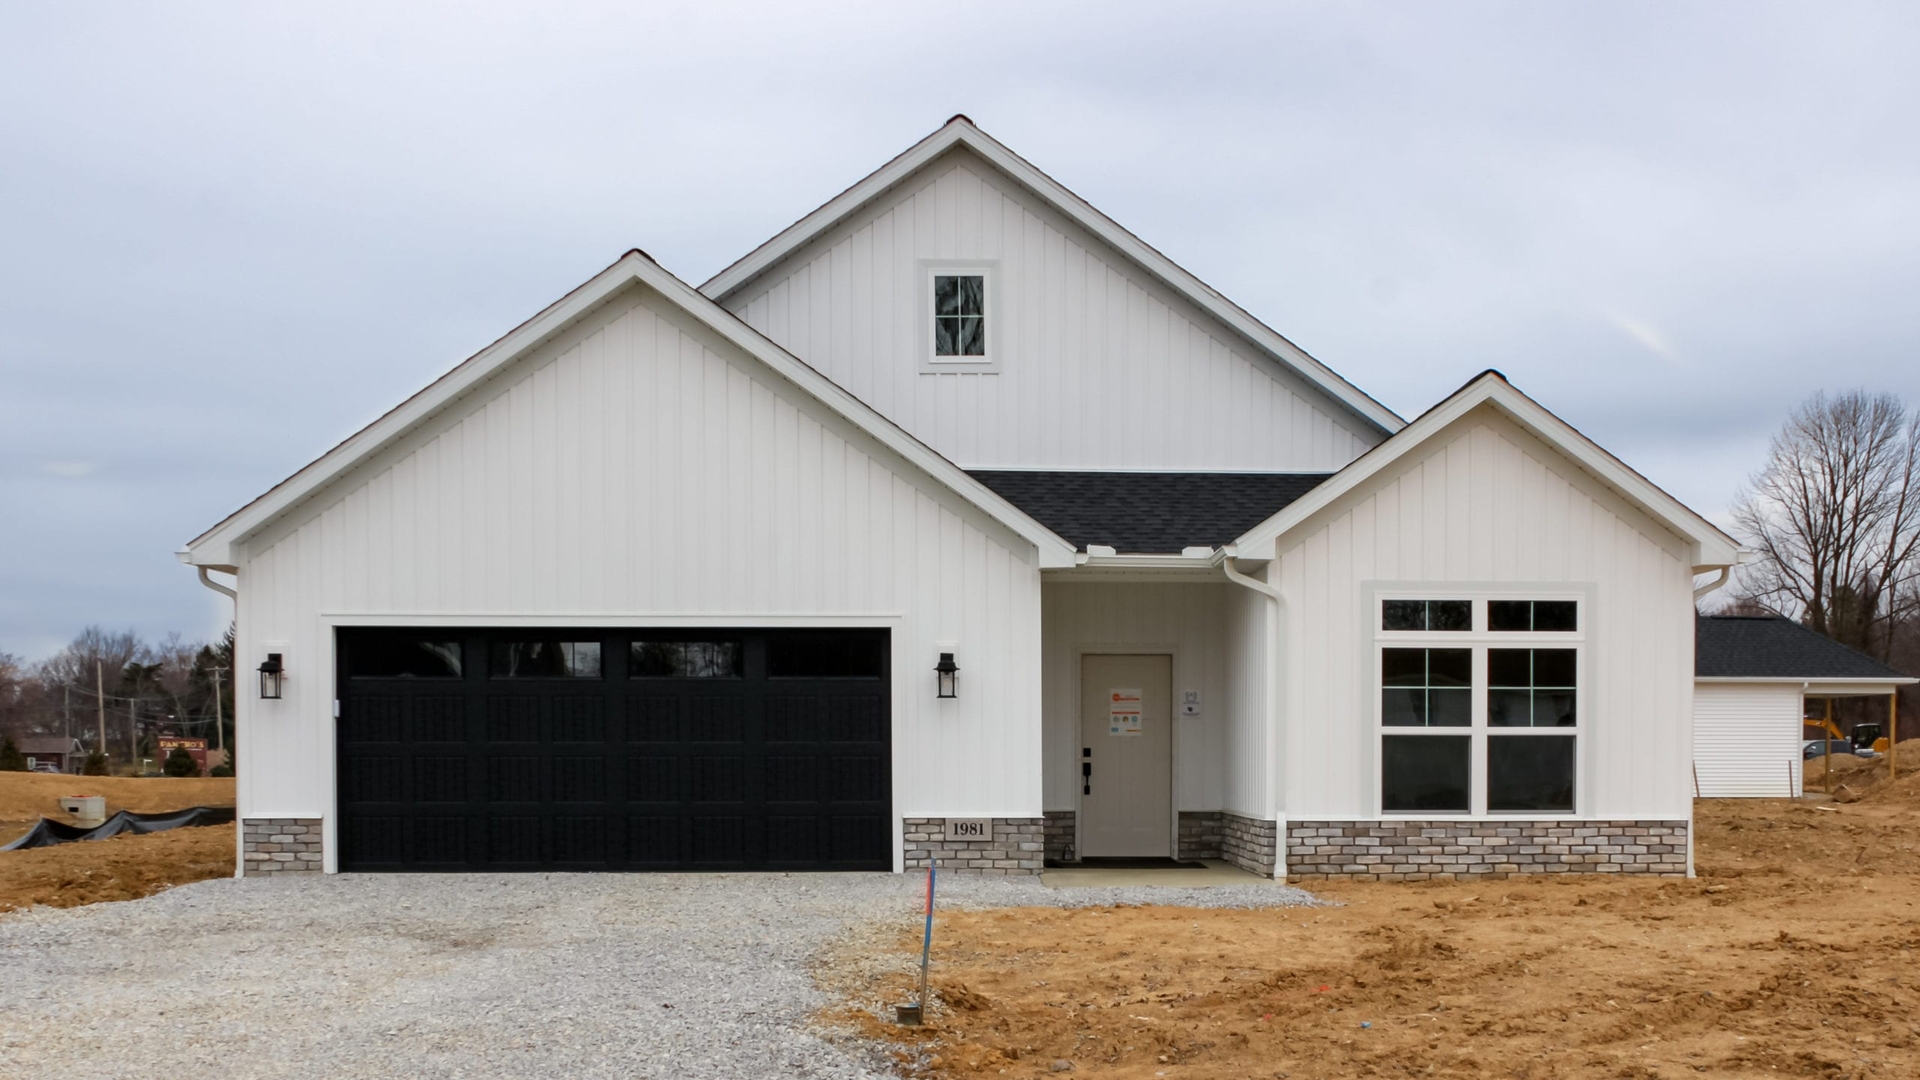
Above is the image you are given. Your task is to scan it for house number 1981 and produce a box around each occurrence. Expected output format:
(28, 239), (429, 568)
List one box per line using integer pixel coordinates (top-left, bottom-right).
(944, 818), (991, 840)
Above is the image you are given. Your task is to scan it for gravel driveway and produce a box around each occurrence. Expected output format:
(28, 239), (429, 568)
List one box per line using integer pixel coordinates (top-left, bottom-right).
(0, 872), (1317, 1079)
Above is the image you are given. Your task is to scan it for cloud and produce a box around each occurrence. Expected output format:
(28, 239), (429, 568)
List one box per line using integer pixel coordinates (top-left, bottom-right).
(0, 2), (1917, 656)
(1605, 312), (1685, 367)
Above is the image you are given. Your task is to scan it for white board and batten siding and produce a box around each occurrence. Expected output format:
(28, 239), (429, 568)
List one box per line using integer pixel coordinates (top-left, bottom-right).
(1273, 405), (1698, 821)
(232, 283), (1045, 853)
(1039, 582), (1232, 815)
(1692, 683), (1803, 798)
(717, 146), (1382, 473)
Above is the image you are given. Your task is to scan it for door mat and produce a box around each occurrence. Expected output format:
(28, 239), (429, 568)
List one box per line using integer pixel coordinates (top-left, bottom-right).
(1046, 857), (1207, 870)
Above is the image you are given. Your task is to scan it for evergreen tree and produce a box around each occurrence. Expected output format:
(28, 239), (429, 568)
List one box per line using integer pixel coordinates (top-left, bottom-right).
(0, 735), (27, 772)
(163, 746), (200, 778)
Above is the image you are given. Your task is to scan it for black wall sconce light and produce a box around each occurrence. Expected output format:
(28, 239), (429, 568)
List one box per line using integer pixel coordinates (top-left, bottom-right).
(934, 652), (959, 699)
(258, 653), (284, 700)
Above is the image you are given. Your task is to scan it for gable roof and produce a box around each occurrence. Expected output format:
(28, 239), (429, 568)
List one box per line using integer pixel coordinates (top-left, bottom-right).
(699, 115), (1404, 437)
(1226, 370), (1746, 570)
(180, 251), (1079, 570)
(970, 470), (1330, 555)
(1697, 615), (1914, 682)
(18, 736), (82, 755)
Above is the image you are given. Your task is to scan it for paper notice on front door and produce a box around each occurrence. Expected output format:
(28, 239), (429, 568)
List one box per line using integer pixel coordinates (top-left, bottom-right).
(1108, 688), (1143, 736)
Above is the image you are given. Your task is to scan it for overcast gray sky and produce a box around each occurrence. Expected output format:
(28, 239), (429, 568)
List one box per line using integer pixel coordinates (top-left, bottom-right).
(3, 1), (1917, 659)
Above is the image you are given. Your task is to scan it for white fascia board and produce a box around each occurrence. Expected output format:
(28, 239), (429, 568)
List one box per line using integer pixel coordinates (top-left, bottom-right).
(699, 117), (1403, 437)
(184, 251), (1078, 571)
(1230, 372), (1745, 567)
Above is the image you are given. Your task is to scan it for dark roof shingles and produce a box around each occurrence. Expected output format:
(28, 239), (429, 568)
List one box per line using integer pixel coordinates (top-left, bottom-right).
(1696, 615), (1910, 680)
(968, 470), (1330, 554)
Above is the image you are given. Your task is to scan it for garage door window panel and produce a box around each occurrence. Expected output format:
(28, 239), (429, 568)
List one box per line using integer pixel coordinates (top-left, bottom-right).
(767, 631), (887, 679)
(630, 638), (743, 678)
(346, 634), (464, 678)
(491, 640), (602, 678)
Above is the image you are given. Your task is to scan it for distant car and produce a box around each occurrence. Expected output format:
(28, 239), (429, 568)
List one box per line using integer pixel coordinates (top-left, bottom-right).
(1803, 739), (1856, 760)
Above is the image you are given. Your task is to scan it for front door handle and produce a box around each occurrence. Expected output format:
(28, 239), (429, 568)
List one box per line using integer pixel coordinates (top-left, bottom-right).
(1081, 756), (1092, 795)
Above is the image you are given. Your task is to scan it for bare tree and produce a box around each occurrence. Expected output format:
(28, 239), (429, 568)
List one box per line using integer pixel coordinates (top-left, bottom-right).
(1732, 390), (1920, 660)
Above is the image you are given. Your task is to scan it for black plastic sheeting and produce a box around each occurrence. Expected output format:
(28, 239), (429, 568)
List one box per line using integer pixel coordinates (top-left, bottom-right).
(1, 806), (236, 851)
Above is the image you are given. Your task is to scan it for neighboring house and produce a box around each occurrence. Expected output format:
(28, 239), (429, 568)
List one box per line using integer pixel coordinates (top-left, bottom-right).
(181, 117), (1743, 880)
(1693, 615), (1914, 798)
(19, 736), (83, 773)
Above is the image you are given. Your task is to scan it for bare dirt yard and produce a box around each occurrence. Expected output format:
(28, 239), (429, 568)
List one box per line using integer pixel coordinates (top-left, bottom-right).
(0, 772), (236, 912)
(830, 782), (1920, 1079)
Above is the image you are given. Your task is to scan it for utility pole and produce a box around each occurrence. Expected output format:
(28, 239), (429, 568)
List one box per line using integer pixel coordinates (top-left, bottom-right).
(64, 683), (71, 746)
(129, 695), (138, 774)
(210, 668), (224, 752)
(95, 660), (107, 759)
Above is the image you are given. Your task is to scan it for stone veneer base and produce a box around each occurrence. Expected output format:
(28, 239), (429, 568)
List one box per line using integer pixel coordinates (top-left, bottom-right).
(1221, 813), (1279, 876)
(241, 818), (324, 876)
(1177, 811), (1224, 861)
(1286, 819), (1690, 880)
(903, 817), (1045, 875)
(1043, 810), (1076, 864)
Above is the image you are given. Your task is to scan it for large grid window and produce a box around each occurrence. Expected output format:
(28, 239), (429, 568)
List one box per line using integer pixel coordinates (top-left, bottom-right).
(1377, 596), (1582, 815)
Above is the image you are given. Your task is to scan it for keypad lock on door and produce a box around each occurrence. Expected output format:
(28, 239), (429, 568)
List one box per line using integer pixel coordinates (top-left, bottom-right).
(1081, 747), (1092, 795)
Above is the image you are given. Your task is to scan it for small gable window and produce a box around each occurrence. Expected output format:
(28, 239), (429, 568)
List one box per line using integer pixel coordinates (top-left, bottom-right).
(933, 273), (986, 359)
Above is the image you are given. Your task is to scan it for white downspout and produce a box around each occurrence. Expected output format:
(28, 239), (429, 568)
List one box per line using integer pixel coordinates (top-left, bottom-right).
(197, 566), (238, 601)
(1692, 566), (1731, 602)
(1221, 547), (1286, 880)
(191, 564), (242, 878)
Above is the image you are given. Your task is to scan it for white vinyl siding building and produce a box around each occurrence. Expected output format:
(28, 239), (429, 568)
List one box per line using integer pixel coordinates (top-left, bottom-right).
(185, 117), (1748, 881)
(1690, 615), (1915, 799)
(1692, 683), (1803, 798)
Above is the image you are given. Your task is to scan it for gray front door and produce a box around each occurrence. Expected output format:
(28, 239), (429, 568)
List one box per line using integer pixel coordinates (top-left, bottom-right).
(1077, 654), (1173, 857)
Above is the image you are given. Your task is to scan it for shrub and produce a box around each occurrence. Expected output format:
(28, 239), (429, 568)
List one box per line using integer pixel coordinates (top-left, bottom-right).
(82, 750), (109, 776)
(209, 762), (234, 778)
(163, 747), (201, 778)
(0, 736), (26, 772)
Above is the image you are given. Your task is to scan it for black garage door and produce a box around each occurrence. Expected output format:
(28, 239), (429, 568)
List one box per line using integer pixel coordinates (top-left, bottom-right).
(335, 628), (890, 872)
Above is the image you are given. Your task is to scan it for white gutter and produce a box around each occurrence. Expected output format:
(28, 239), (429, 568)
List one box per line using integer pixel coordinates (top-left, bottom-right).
(1693, 549), (1759, 602)
(1218, 545), (1286, 880)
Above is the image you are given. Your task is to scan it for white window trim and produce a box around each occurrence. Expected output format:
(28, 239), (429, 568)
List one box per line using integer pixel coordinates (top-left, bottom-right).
(919, 261), (1000, 373)
(1372, 591), (1586, 819)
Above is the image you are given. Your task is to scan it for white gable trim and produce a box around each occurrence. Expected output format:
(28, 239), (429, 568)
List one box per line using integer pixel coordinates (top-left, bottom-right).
(1227, 371), (1745, 570)
(181, 251), (1080, 570)
(699, 116), (1404, 437)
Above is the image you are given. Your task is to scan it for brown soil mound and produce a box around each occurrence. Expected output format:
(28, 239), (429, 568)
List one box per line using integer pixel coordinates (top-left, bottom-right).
(828, 798), (1920, 1079)
(0, 823), (234, 913)
(0, 772), (234, 844)
(1801, 740), (1920, 797)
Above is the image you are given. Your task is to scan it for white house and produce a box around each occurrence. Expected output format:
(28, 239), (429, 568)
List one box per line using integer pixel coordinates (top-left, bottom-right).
(1693, 614), (1913, 798)
(182, 117), (1744, 880)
